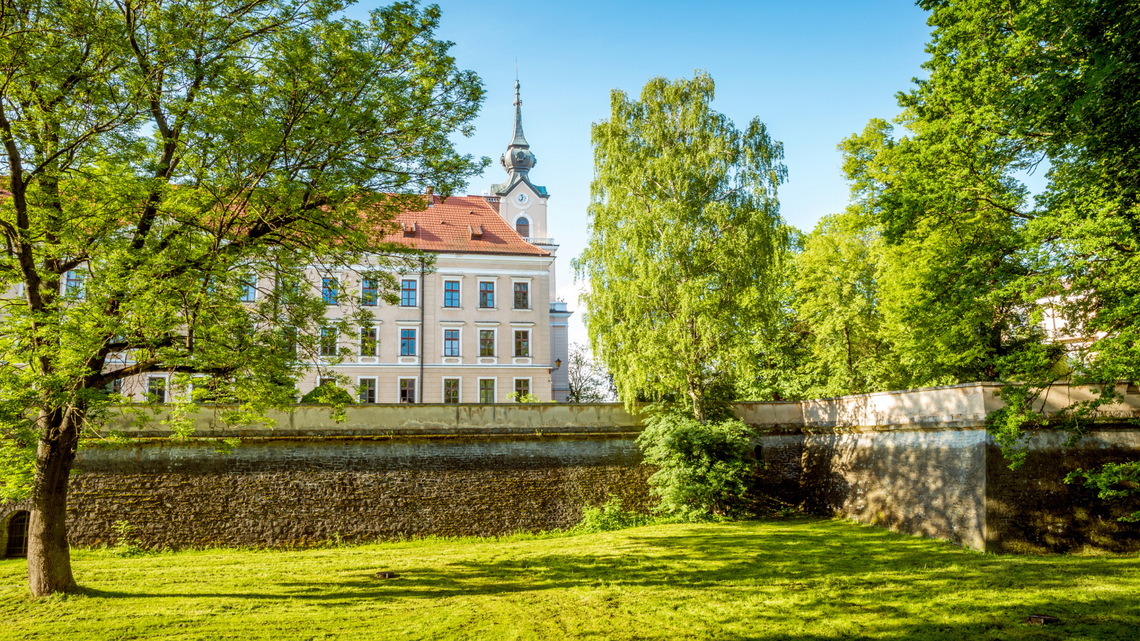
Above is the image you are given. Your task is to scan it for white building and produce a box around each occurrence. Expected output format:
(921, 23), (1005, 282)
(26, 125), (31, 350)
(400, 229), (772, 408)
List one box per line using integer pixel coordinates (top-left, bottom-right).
(178, 81), (571, 403)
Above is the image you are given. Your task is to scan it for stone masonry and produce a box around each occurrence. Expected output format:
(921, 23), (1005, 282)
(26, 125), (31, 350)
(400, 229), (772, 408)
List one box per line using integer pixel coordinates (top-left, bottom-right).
(2, 383), (1139, 553)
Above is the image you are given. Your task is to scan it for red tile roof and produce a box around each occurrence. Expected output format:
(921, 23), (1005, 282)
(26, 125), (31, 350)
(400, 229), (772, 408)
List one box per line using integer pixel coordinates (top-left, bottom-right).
(381, 195), (549, 256)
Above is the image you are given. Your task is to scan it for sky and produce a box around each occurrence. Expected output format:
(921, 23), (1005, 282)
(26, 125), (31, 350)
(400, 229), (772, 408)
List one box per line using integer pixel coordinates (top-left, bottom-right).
(347, 0), (936, 347)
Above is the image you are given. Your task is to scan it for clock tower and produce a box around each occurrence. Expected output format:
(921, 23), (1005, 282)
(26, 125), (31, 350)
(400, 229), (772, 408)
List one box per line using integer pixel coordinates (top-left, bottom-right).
(491, 80), (551, 250)
(488, 79), (570, 401)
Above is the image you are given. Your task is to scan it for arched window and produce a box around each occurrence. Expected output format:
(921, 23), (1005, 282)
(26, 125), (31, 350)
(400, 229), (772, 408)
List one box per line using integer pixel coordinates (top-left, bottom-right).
(5, 511), (29, 558)
(515, 216), (530, 237)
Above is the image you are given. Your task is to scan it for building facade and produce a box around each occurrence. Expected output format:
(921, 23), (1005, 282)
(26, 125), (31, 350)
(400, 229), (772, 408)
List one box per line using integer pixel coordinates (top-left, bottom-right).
(10, 81), (572, 405)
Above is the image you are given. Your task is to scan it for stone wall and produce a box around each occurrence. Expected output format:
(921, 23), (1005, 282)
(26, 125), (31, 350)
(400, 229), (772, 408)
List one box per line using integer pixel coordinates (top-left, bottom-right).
(2, 383), (1139, 553)
(62, 435), (651, 548)
(798, 429), (989, 550)
(742, 383), (1140, 553)
(984, 428), (1140, 553)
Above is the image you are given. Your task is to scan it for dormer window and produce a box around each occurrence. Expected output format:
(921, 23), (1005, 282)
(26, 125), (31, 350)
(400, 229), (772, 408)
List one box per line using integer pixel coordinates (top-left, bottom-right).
(516, 216), (530, 237)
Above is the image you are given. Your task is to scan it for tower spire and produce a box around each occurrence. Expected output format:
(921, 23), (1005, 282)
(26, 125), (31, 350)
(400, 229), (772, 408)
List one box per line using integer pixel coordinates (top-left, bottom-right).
(501, 79), (535, 176)
(511, 79), (528, 147)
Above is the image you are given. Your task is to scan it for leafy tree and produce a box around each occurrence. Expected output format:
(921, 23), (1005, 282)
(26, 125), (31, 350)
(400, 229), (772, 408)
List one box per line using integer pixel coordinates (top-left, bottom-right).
(573, 72), (788, 421)
(734, 229), (813, 402)
(912, 0), (1140, 407)
(565, 342), (611, 403)
(838, 118), (1054, 389)
(0, 0), (485, 595)
(792, 211), (906, 397)
(845, 1), (1138, 510)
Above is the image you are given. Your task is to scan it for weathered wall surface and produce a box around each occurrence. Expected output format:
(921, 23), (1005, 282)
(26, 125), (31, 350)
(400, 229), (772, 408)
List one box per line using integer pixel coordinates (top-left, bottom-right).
(64, 435), (652, 548)
(797, 429), (988, 551)
(3, 383), (1139, 554)
(985, 428), (1140, 553)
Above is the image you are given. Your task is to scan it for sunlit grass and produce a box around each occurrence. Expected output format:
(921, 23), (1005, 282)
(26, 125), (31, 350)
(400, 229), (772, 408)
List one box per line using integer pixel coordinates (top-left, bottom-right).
(1, 517), (1137, 640)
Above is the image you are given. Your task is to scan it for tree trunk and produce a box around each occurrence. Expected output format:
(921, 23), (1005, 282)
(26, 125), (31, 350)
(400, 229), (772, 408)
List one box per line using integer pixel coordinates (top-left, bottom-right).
(27, 408), (80, 596)
(689, 388), (707, 423)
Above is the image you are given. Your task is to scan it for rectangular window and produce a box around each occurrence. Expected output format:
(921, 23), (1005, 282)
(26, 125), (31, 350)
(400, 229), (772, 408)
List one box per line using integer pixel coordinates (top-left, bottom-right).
(319, 327), (337, 357)
(479, 379), (495, 404)
(318, 377), (336, 388)
(513, 282), (529, 309)
(239, 274), (257, 302)
(65, 270), (86, 299)
(147, 377), (166, 403)
(358, 378), (377, 404)
(283, 327), (297, 355)
(322, 277), (338, 305)
(401, 279), (417, 307)
(400, 328), (416, 356)
(479, 281), (494, 308)
(444, 329), (460, 357)
(514, 378), (531, 400)
(444, 280), (461, 307)
(360, 326), (378, 357)
(443, 378), (460, 404)
(361, 278), (378, 307)
(479, 330), (495, 357)
(514, 330), (530, 357)
(399, 378), (416, 403)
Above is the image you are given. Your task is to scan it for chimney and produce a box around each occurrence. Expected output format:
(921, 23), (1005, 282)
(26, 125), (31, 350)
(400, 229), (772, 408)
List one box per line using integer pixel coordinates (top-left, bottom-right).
(425, 185), (434, 207)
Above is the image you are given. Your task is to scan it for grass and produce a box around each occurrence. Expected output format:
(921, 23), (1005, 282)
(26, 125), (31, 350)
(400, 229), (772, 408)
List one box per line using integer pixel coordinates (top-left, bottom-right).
(1, 517), (1138, 640)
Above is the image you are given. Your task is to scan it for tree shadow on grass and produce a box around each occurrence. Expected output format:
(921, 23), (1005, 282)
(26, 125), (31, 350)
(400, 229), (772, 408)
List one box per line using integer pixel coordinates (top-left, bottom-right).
(73, 519), (1140, 639)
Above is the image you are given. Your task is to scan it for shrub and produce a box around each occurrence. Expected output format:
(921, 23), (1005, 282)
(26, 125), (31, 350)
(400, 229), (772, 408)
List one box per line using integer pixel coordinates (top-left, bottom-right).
(300, 383), (354, 405)
(637, 411), (758, 521)
(507, 391), (543, 403)
(112, 520), (146, 557)
(573, 495), (654, 534)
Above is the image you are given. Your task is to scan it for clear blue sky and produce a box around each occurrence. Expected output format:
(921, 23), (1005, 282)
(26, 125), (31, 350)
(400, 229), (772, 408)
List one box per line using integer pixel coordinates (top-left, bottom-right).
(349, 0), (935, 345)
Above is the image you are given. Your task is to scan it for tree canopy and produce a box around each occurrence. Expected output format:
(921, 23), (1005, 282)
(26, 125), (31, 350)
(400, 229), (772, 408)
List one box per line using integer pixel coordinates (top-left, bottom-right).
(786, 0), (1138, 513)
(574, 71), (788, 420)
(0, 0), (486, 595)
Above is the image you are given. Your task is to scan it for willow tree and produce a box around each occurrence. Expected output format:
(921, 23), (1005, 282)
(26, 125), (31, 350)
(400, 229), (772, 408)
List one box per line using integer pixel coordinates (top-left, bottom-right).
(0, 0), (486, 595)
(574, 72), (788, 421)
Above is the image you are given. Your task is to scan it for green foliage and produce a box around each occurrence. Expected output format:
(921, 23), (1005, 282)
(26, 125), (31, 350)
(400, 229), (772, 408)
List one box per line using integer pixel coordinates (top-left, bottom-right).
(574, 71), (788, 420)
(837, 118), (1054, 389)
(0, 0), (486, 592)
(572, 495), (655, 534)
(0, 426), (35, 503)
(300, 383), (356, 406)
(506, 392), (542, 403)
(733, 229), (813, 402)
(1067, 462), (1140, 523)
(791, 212), (914, 398)
(831, 0), (1139, 516)
(636, 409), (758, 520)
(111, 520), (146, 558)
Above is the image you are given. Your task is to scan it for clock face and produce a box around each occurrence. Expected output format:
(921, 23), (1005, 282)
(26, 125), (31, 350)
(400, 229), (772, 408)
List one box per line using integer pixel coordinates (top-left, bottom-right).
(516, 192), (529, 204)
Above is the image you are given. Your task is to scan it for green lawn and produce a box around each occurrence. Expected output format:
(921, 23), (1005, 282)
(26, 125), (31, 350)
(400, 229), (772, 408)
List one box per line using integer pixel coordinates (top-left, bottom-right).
(1, 518), (1137, 640)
